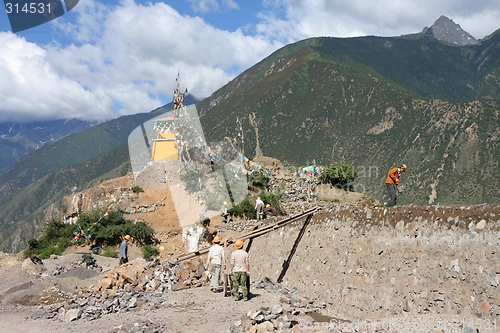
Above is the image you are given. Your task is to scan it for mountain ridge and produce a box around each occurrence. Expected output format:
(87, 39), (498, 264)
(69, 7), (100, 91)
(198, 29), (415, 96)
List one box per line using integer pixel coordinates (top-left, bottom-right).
(1, 20), (500, 252)
(421, 15), (479, 45)
(0, 119), (95, 172)
(198, 34), (500, 204)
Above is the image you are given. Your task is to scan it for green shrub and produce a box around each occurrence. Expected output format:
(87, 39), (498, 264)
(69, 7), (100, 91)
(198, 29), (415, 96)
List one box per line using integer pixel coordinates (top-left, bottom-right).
(102, 246), (118, 258)
(24, 219), (74, 259)
(249, 171), (269, 191)
(131, 185), (144, 194)
(228, 197), (256, 219)
(259, 191), (284, 215)
(319, 162), (357, 190)
(27, 239), (40, 250)
(228, 177), (284, 219)
(23, 209), (156, 259)
(142, 245), (159, 259)
(39, 245), (63, 258)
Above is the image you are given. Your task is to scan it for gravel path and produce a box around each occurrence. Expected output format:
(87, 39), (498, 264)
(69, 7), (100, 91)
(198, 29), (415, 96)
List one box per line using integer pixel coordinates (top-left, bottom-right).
(0, 283), (284, 333)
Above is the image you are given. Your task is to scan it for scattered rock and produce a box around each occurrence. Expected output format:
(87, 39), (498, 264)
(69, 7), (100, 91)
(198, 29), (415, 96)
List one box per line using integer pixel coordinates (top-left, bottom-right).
(475, 219), (487, 230)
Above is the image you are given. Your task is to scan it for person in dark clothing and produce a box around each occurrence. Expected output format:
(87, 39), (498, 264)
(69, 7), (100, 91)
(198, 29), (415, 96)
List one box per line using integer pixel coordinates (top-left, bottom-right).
(119, 234), (130, 265)
(264, 204), (277, 219)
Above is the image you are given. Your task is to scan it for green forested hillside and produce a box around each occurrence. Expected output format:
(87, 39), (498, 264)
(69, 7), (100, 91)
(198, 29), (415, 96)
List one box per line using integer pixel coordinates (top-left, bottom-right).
(314, 35), (476, 100)
(198, 34), (500, 206)
(313, 31), (500, 101)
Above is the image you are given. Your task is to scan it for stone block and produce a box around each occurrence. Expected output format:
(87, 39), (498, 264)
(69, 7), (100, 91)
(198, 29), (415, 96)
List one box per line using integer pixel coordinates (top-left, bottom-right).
(63, 308), (82, 322)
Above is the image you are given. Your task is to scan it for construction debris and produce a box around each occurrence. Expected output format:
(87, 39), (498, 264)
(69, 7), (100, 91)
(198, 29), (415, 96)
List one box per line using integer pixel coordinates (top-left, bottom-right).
(32, 258), (208, 322)
(231, 278), (402, 333)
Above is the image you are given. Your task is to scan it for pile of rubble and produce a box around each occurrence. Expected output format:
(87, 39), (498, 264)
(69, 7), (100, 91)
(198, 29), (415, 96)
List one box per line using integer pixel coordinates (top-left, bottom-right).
(231, 305), (443, 333)
(231, 278), (401, 333)
(110, 319), (168, 333)
(124, 199), (167, 214)
(217, 218), (263, 234)
(267, 175), (320, 214)
(33, 258), (208, 322)
(22, 253), (103, 278)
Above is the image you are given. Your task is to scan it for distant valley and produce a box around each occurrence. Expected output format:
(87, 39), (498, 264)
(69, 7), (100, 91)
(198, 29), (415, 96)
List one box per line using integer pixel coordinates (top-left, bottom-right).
(0, 119), (95, 172)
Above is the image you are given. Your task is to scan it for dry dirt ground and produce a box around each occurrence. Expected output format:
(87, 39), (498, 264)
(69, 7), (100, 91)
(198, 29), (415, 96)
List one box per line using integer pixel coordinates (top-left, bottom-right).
(61, 174), (224, 260)
(0, 176), (280, 333)
(0, 252), (284, 333)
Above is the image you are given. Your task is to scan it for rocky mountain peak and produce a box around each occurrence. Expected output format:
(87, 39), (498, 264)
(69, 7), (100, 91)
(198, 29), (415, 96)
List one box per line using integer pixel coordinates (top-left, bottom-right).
(421, 15), (478, 46)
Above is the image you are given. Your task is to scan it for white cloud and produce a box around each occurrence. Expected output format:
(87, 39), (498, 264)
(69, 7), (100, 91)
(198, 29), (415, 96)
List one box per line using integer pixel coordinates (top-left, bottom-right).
(257, 0), (500, 40)
(0, 0), (280, 123)
(187, 0), (239, 13)
(1, 0), (499, 123)
(0, 32), (114, 123)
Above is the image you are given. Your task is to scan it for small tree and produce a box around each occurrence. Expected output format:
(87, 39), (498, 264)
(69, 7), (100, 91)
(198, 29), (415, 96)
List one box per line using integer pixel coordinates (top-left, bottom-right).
(319, 162), (357, 190)
(24, 209), (155, 259)
(131, 185), (144, 194)
(228, 197), (256, 219)
(142, 245), (160, 259)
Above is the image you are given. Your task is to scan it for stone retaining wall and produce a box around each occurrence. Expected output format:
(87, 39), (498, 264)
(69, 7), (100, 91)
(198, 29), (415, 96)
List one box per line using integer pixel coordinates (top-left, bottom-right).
(241, 204), (500, 321)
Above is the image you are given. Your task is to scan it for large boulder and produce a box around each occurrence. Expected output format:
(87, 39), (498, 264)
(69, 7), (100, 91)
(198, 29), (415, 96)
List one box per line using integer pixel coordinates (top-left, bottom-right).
(182, 224), (209, 252)
(94, 261), (145, 292)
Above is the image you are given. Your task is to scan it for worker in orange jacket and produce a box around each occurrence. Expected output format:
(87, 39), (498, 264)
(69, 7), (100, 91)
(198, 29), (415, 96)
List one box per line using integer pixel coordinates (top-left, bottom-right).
(385, 164), (407, 206)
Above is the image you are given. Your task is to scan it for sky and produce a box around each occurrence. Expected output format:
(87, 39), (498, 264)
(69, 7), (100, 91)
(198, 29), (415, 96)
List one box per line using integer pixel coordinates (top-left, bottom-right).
(1, 0), (499, 123)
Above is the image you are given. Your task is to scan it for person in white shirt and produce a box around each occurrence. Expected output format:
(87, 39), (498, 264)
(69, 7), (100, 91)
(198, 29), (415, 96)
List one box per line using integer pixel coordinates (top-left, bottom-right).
(221, 201), (229, 223)
(255, 196), (264, 220)
(206, 236), (225, 292)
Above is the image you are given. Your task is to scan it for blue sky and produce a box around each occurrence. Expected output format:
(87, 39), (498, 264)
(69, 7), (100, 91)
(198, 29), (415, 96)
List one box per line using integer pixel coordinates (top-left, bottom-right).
(1, 0), (499, 123)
